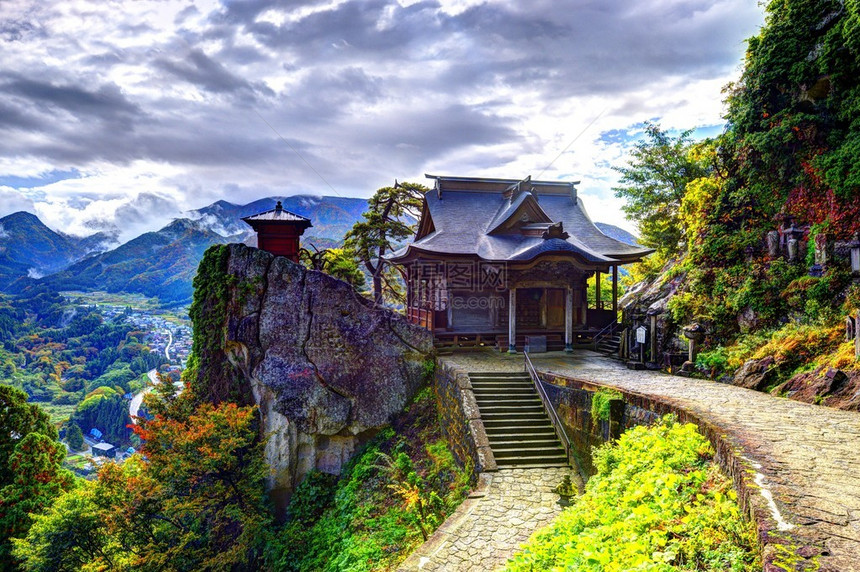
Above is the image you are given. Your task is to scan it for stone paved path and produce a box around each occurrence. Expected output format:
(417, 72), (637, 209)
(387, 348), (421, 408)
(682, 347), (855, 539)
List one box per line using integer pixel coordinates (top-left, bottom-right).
(441, 350), (860, 571)
(398, 467), (576, 572)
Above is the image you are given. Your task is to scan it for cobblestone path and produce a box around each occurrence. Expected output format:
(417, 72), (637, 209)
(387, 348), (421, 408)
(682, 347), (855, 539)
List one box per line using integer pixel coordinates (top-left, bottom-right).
(397, 467), (575, 572)
(441, 350), (860, 571)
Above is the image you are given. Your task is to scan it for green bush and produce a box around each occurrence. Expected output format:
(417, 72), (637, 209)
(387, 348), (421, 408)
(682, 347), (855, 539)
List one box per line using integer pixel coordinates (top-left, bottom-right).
(695, 347), (730, 375)
(590, 388), (623, 422)
(506, 417), (759, 571)
(275, 390), (471, 572)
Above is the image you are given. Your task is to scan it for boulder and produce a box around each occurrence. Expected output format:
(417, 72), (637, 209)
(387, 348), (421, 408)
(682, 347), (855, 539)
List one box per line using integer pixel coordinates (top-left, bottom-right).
(773, 366), (860, 410)
(193, 244), (434, 515)
(733, 357), (777, 391)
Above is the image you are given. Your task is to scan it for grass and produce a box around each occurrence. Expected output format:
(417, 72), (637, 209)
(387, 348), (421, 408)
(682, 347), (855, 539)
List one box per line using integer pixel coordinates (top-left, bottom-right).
(39, 403), (77, 425)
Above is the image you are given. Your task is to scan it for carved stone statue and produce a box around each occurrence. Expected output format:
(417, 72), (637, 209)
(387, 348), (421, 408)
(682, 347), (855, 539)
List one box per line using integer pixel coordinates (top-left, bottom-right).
(814, 233), (831, 266)
(767, 230), (780, 258)
(787, 238), (799, 262)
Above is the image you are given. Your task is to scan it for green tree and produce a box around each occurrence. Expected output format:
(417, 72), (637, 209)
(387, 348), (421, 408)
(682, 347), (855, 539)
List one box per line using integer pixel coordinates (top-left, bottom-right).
(128, 402), (271, 569)
(613, 123), (710, 254)
(344, 181), (427, 304)
(11, 483), (114, 572)
(65, 423), (83, 452)
(301, 246), (366, 290)
(0, 386), (57, 487)
(70, 387), (131, 446)
(0, 433), (75, 569)
(14, 402), (272, 571)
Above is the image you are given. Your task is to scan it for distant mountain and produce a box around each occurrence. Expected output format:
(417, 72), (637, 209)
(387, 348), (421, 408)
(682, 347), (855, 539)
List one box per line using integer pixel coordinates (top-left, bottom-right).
(0, 198), (639, 308)
(190, 195), (368, 245)
(0, 211), (114, 288)
(594, 222), (640, 247)
(26, 195), (368, 307)
(40, 219), (241, 306)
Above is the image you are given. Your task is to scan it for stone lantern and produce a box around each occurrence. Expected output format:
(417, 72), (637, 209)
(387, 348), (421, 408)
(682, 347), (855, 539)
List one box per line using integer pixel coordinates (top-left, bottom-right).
(681, 323), (706, 372)
(785, 224), (805, 263)
(849, 233), (860, 278)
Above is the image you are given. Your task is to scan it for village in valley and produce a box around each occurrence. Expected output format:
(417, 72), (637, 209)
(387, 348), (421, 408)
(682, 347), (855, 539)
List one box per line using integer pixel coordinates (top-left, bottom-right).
(60, 292), (192, 477)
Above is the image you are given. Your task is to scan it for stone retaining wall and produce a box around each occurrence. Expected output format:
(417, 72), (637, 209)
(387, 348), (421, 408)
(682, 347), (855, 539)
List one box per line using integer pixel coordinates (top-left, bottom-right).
(537, 371), (795, 572)
(433, 360), (496, 473)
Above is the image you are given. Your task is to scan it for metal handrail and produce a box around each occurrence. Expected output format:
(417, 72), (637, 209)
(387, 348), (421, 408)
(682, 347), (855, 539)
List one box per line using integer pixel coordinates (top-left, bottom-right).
(524, 350), (573, 467)
(592, 319), (620, 347)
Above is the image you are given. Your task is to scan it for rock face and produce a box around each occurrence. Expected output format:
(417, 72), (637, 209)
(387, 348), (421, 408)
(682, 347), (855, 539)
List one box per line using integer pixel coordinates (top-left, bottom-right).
(773, 367), (860, 411)
(732, 357), (777, 391)
(194, 244), (433, 514)
(618, 259), (689, 363)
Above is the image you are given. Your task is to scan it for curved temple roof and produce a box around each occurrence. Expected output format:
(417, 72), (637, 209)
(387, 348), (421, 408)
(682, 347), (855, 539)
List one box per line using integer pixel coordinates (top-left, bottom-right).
(388, 175), (652, 266)
(241, 200), (312, 227)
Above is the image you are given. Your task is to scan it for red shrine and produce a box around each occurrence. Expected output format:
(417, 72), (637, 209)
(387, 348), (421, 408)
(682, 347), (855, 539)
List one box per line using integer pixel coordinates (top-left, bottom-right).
(242, 201), (312, 262)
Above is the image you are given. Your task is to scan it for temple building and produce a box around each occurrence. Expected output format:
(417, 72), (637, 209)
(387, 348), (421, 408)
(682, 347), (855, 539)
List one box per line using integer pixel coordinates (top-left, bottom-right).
(242, 201), (312, 263)
(387, 175), (652, 352)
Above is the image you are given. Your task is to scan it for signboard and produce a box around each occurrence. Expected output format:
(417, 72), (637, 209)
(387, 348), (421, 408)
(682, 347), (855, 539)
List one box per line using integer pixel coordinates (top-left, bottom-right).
(635, 326), (647, 344)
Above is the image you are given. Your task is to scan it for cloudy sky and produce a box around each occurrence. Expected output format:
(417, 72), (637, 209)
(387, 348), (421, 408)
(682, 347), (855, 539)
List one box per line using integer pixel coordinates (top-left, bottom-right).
(0, 0), (764, 242)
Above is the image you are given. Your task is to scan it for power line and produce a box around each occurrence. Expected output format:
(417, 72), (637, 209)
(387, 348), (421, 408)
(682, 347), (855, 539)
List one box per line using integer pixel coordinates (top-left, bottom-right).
(535, 108), (607, 180)
(252, 109), (344, 197)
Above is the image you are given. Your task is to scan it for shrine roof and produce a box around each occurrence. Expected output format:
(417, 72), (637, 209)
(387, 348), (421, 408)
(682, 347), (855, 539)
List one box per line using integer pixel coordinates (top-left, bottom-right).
(387, 175), (652, 265)
(242, 201), (312, 226)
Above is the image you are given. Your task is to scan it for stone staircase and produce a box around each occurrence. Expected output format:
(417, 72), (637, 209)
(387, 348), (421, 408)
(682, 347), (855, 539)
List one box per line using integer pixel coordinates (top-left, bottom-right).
(595, 332), (622, 356)
(469, 372), (568, 468)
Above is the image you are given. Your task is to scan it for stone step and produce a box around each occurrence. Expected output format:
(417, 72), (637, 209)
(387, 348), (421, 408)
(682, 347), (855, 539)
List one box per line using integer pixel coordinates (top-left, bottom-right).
(469, 371), (531, 377)
(475, 393), (543, 405)
(470, 372), (531, 377)
(487, 438), (562, 449)
(471, 375), (532, 379)
(486, 431), (558, 441)
(473, 398), (543, 407)
(482, 423), (557, 434)
(473, 392), (538, 399)
(471, 391), (539, 400)
(479, 411), (549, 421)
(492, 446), (567, 458)
(470, 377), (531, 383)
(476, 404), (545, 414)
(472, 388), (535, 396)
(496, 459), (569, 469)
(469, 373), (532, 381)
(470, 382), (534, 390)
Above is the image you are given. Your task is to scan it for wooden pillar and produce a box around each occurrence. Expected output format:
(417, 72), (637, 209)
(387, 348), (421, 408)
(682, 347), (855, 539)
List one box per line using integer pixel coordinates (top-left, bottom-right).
(855, 310), (860, 362)
(405, 267), (412, 319)
(539, 288), (547, 328)
(649, 314), (658, 364)
(595, 271), (601, 310)
(612, 265), (619, 314)
(579, 283), (588, 327)
(565, 286), (573, 352)
(508, 288), (517, 353)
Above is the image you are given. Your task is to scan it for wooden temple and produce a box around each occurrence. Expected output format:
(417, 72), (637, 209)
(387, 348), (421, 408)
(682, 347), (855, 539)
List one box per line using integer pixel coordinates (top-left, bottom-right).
(387, 175), (653, 352)
(242, 201), (312, 263)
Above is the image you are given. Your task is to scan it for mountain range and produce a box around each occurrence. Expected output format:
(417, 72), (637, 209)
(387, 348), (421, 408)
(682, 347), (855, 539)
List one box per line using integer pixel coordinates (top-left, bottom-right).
(0, 196), (639, 306)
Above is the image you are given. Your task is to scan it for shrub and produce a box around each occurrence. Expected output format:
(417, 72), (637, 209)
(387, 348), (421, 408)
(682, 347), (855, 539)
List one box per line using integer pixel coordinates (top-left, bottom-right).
(506, 417), (759, 571)
(590, 388), (623, 422)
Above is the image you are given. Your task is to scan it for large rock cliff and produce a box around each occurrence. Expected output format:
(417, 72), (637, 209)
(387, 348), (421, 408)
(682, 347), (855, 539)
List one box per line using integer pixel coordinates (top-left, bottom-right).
(189, 244), (434, 513)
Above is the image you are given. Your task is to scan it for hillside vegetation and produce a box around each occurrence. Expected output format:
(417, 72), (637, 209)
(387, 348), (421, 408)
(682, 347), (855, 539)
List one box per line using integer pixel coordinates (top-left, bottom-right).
(621, 0), (860, 408)
(506, 417), (759, 571)
(275, 388), (472, 572)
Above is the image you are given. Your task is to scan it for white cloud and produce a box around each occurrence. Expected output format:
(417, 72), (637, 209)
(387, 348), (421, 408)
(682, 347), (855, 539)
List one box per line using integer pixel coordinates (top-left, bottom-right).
(0, 0), (765, 238)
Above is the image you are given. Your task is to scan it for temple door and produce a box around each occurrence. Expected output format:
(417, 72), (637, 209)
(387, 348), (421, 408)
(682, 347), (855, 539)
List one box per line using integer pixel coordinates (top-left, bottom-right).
(546, 288), (565, 329)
